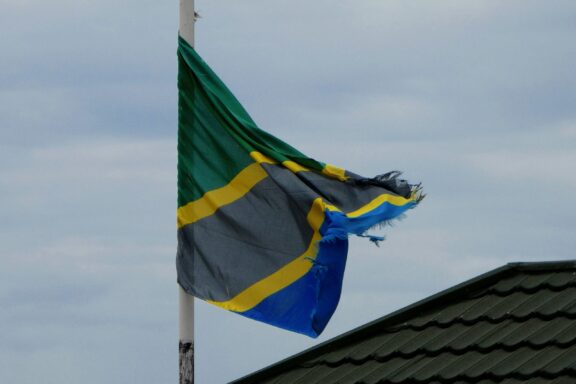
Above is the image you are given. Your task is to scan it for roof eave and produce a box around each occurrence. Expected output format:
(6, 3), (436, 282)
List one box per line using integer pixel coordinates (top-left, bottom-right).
(231, 260), (576, 384)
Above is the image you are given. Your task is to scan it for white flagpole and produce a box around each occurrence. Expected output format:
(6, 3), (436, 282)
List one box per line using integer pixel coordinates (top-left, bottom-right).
(178, 1), (195, 383)
(179, 0), (195, 47)
(179, 286), (194, 384)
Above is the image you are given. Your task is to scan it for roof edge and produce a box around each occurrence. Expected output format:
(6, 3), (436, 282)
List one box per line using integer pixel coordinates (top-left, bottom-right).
(507, 260), (576, 271)
(231, 259), (576, 384)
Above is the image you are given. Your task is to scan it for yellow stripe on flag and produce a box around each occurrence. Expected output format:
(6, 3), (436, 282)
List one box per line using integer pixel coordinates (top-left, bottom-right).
(207, 197), (327, 313)
(322, 164), (348, 181)
(177, 162), (269, 228)
(346, 193), (412, 218)
(177, 151), (316, 229)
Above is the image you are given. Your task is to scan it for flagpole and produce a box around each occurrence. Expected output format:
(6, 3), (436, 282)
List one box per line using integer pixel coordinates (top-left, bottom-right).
(178, 1), (195, 383)
(179, 287), (194, 384)
(179, 0), (195, 47)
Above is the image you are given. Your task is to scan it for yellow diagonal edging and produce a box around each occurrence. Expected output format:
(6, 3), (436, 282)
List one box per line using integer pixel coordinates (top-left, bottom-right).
(207, 197), (327, 313)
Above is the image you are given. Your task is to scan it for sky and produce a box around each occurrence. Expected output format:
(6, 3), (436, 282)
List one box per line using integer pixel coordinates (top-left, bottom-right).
(1, 1), (576, 383)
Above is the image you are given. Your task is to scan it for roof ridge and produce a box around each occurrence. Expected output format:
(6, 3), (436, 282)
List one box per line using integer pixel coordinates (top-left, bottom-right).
(507, 261), (576, 272)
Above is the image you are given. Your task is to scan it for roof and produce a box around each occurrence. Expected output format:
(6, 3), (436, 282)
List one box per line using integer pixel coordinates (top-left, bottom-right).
(232, 260), (576, 384)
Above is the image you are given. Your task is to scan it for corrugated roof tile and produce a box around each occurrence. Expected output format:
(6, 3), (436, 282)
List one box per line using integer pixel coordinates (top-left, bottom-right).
(546, 271), (576, 287)
(362, 356), (426, 383)
(474, 320), (528, 348)
(421, 324), (472, 352)
(534, 287), (576, 314)
(369, 331), (418, 357)
(517, 347), (574, 376)
(385, 355), (442, 382)
(529, 317), (576, 345)
(491, 273), (531, 292)
(411, 353), (462, 381)
(332, 360), (383, 384)
(272, 366), (309, 384)
(296, 364), (347, 384)
(450, 322), (497, 350)
(388, 327), (443, 355)
(443, 351), (499, 379)
(540, 345), (576, 373)
(482, 291), (536, 318)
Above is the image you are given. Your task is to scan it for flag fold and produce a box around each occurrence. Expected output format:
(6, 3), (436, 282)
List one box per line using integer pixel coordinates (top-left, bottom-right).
(176, 37), (423, 337)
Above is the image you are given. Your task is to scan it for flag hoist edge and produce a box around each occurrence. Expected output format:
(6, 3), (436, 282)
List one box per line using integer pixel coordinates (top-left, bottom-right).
(176, 36), (424, 337)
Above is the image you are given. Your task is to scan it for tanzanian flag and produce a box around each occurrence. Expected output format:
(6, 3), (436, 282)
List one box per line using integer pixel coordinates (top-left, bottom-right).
(176, 37), (423, 337)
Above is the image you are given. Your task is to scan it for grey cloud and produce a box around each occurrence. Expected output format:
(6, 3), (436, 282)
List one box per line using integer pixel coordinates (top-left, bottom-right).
(2, 1), (576, 383)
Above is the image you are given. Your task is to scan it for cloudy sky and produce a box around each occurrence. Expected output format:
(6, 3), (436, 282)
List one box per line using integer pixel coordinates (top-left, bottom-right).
(2, 1), (576, 383)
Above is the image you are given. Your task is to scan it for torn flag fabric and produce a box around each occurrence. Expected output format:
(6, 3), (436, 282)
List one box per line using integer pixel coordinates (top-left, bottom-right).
(176, 36), (423, 337)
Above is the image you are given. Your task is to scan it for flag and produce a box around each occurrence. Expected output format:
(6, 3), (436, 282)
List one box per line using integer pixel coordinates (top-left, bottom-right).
(176, 37), (423, 337)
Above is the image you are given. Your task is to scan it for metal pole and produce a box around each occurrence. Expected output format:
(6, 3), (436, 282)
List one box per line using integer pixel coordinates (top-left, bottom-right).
(179, 287), (194, 384)
(178, 1), (195, 383)
(179, 0), (195, 47)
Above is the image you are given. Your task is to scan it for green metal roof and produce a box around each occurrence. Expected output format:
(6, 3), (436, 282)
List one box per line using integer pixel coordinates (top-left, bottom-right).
(232, 261), (576, 384)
